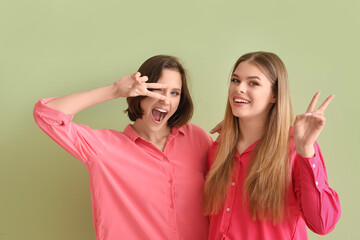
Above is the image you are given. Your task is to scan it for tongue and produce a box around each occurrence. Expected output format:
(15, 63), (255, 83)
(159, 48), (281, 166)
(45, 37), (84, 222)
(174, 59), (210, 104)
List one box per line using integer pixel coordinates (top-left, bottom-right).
(152, 109), (162, 122)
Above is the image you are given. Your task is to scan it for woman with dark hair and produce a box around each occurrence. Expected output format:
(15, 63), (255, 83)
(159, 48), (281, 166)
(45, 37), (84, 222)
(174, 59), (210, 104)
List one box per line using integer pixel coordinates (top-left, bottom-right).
(33, 55), (212, 240)
(203, 51), (341, 239)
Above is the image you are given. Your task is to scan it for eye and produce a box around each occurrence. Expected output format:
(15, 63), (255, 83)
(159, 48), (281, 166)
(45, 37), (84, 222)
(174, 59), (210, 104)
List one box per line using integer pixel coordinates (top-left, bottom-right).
(231, 78), (240, 83)
(171, 91), (181, 96)
(249, 82), (259, 86)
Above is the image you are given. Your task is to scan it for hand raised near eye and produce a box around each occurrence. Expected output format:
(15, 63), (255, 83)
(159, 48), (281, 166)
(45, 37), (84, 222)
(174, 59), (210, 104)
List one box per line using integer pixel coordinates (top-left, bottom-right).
(114, 72), (167, 100)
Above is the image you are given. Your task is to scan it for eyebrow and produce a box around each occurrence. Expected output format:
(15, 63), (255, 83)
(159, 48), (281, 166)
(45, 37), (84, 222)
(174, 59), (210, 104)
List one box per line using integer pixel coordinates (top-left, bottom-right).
(172, 88), (182, 91)
(232, 73), (261, 81)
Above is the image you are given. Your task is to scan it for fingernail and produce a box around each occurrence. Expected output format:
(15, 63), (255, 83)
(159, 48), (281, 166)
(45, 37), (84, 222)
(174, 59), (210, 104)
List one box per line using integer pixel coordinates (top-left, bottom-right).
(305, 113), (312, 116)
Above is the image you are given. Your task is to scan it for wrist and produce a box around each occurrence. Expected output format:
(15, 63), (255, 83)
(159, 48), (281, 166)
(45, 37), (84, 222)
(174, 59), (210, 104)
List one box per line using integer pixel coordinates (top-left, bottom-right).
(111, 82), (123, 98)
(297, 145), (315, 158)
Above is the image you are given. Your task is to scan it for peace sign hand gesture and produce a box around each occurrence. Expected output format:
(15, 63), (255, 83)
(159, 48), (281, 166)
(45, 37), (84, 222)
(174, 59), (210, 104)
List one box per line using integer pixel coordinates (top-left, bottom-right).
(114, 72), (167, 101)
(293, 92), (335, 158)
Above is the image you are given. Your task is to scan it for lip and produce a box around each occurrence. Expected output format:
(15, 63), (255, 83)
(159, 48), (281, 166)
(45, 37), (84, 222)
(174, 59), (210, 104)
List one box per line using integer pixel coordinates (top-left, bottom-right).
(232, 96), (251, 106)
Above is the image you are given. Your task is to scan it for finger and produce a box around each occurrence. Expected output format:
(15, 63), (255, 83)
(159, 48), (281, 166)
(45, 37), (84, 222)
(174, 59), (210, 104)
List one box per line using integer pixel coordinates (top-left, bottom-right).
(306, 91), (321, 113)
(138, 75), (148, 82)
(210, 123), (222, 134)
(317, 95), (335, 113)
(294, 113), (307, 125)
(146, 83), (169, 89)
(145, 91), (167, 101)
(134, 72), (141, 79)
(309, 115), (326, 128)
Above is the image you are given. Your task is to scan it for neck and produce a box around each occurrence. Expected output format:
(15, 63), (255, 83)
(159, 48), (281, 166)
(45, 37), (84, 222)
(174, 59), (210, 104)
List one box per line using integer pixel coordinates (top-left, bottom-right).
(132, 119), (171, 151)
(237, 115), (268, 147)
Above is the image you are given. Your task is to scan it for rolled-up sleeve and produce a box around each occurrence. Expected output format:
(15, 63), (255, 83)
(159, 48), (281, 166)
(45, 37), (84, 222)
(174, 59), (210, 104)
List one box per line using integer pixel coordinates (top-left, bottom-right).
(33, 98), (99, 165)
(293, 141), (341, 235)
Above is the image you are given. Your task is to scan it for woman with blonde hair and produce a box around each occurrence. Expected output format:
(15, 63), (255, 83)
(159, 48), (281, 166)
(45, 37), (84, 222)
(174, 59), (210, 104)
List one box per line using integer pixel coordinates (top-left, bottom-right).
(204, 51), (341, 239)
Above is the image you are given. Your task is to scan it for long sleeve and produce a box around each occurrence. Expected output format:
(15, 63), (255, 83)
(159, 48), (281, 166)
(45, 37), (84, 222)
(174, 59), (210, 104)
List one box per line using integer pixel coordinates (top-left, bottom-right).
(33, 98), (101, 165)
(293, 141), (341, 235)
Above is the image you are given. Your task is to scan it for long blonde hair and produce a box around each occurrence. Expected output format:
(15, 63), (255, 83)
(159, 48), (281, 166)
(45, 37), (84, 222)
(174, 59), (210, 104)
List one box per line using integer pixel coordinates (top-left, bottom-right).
(203, 51), (294, 223)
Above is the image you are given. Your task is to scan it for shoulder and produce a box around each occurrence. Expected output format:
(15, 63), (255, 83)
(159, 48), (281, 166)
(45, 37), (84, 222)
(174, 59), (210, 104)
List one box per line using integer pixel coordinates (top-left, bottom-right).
(205, 141), (219, 168)
(180, 123), (209, 137)
(178, 123), (213, 146)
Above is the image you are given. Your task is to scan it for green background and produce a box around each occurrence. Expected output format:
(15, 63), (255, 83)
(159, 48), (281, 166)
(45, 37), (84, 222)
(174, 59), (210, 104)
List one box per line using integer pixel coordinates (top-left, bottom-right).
(1, 0), (358, 239)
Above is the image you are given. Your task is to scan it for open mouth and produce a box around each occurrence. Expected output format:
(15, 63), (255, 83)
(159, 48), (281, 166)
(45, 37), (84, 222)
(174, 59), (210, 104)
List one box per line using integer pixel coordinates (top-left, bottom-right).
(152, 108), (168, 124)
(233, 98), (250, 104)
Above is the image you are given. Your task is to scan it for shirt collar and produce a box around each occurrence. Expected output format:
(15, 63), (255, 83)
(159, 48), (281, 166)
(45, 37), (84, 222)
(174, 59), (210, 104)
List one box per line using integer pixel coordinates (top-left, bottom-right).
(235, 139), (259, 159)
(123, 124), (185, 142)
(234, 127), (294, 159)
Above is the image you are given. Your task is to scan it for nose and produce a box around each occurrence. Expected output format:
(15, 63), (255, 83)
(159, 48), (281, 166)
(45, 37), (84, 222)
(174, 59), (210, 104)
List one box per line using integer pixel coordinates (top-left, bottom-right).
(159, 90), (170, 105)
(236, 82), (246, 93)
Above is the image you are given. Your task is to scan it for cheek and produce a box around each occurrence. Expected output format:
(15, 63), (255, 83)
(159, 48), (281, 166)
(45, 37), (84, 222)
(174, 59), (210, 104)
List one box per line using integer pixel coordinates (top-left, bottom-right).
(171, 98), (181, 113)
(228, 86), (234, 95)
(140, 98), (154, 113)
(228, 87), (234, 100)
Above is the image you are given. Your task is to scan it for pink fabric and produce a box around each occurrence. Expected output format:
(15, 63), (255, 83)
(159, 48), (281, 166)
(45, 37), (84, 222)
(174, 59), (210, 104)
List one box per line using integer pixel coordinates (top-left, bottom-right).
(207, 136), (341, 240)
(33, 98), (212, 240)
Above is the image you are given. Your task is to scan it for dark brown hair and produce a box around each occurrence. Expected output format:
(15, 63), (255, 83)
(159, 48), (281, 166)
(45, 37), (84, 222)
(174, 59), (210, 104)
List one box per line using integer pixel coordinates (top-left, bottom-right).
(125, 55), (193, 127)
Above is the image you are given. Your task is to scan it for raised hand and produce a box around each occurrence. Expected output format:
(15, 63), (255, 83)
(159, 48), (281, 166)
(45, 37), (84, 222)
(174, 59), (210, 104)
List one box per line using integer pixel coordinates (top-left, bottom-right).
(293, 92), (335, 158)
(114, 72), (167, 100)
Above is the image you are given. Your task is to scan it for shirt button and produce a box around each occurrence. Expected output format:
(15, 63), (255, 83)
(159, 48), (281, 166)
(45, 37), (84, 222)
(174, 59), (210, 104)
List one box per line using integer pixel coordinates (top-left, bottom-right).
(226, 208), (230, 212)
(312, 164), (316, 168)
(168, 178), (173, 184)
(170, 204), (174, 208)
(315, 181), (319, 186)
(231, 182), (235, 186)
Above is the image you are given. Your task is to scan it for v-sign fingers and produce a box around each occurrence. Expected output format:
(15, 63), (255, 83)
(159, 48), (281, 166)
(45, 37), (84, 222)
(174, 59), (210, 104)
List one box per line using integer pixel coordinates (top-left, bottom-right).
(306, 91), (321, 113)
(146, 83), (168, 89)
(317, 95), (335, 113)
(145, 91), (167, 101)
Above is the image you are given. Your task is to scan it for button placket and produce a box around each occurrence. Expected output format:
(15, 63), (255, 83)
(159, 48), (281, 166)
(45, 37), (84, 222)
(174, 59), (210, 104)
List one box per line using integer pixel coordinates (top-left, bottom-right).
(163, 151), (179, 237)
(220, 161), (239, 237)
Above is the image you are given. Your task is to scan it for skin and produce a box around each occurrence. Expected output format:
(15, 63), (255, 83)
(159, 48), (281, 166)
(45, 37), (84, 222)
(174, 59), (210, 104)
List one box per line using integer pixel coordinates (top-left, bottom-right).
(293, 92), (334, 157)
(132, 69), (182, 151)
(228, 61), (276, 154)
(226, 60), (334, 157)
(45, 70), (179, 151)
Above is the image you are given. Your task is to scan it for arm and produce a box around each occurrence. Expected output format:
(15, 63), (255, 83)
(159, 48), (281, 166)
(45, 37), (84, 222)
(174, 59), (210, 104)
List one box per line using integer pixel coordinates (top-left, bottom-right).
(293, 92), (340, 234)
(33, 72), (167, 164)
(45, 72), (167, 115)
(293, 142), (341, 234)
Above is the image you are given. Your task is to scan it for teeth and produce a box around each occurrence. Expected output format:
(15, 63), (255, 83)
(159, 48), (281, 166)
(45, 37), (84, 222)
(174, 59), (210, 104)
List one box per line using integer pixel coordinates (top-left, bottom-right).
(155, 108), (167, 113)
(234, 98), (250, 103)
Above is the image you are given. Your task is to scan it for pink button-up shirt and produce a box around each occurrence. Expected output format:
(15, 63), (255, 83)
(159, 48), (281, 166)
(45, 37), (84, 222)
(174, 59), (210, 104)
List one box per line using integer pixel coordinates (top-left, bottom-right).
(208, 136), (341, 240)
(33, 98), (212, 240)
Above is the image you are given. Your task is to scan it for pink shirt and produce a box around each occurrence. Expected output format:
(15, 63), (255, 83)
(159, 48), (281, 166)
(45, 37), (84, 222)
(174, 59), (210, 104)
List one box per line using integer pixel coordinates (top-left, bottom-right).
(33, 98), (212, 240)
(208, 135), (341, 240)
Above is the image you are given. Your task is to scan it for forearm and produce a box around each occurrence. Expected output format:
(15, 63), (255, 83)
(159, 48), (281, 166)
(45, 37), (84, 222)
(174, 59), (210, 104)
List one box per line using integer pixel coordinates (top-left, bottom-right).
(46, 83), (118, 115)
(295, 142), (341, 234)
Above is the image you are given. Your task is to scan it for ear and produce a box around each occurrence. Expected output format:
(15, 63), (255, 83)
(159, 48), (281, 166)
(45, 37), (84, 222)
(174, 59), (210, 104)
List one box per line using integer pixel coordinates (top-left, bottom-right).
(271, 94), (276, 103)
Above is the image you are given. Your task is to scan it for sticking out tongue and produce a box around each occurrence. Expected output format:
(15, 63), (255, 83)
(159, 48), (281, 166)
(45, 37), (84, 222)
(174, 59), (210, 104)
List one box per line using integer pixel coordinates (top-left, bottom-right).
(152, 109), (164, 122)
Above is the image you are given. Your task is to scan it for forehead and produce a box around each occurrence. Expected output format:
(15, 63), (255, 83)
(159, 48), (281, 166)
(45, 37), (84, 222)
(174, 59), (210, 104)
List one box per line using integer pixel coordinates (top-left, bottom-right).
(233, 61), (267, 79)
(157, 69), (182, 88)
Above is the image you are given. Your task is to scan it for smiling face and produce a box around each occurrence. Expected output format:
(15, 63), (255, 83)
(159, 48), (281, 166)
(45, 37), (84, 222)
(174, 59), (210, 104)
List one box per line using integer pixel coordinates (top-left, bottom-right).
(228, 60), (276, 120)
(139, 69), (182, 129)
